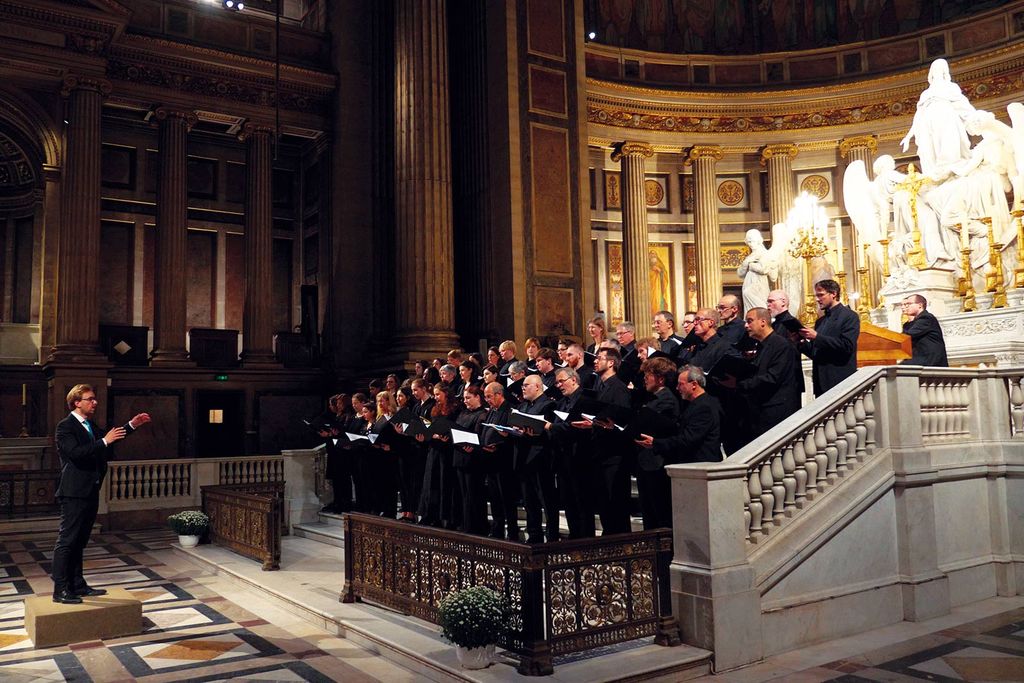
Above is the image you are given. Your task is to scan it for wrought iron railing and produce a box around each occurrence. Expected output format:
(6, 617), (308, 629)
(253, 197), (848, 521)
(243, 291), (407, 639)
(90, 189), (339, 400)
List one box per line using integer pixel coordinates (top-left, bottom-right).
(201, 482), (284, 570)
(341, 513), (680, 676)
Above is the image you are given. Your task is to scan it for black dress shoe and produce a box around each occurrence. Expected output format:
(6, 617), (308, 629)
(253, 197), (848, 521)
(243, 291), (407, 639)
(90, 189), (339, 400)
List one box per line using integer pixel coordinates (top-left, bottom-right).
(53, 590), (83, 605)
(75, 587), (107, 597)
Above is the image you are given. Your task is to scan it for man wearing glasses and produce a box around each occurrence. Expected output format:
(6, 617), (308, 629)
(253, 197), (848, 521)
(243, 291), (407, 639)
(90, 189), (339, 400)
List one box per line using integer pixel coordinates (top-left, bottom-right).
(51, 385), (150, 604)
(898, 294), (948, 367)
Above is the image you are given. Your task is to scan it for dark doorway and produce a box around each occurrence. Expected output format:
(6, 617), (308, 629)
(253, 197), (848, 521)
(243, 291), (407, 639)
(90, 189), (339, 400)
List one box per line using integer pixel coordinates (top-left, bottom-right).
(194, 390), (245, 457)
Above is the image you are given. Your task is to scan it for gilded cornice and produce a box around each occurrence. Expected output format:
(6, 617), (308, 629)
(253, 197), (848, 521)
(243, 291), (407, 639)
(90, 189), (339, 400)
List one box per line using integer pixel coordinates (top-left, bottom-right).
(610, 141), (654, 161)
(152, 106), (198, 131)
(839, 135), (878, 158)
(760, 144), (798, 165)
(586, 46), (1024, 135)
(107, 35), (336, 114)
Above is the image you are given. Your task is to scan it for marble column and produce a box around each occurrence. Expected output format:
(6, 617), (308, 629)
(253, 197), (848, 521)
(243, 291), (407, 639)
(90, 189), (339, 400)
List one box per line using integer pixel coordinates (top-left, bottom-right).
(49, 75), (110, 362)
(840, 135), (877, 178)
(687, 145), (723, 309)
(612, 141), (654, 326)
(392, 0), (458, 355)
(239, 123), (278, 365)
(151, 107), (197, 366)
(760, 143), (799, 229)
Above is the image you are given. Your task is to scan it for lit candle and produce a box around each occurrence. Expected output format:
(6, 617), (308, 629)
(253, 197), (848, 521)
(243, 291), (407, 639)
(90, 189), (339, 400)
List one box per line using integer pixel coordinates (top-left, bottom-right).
(834, 219), (844, 271)
(22, 383), (26, 406)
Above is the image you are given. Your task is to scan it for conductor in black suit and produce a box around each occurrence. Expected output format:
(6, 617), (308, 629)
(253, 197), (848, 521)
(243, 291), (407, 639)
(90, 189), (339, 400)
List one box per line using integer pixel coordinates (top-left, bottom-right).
(898, 295), (949, 367)
(52, 384), (150, 604)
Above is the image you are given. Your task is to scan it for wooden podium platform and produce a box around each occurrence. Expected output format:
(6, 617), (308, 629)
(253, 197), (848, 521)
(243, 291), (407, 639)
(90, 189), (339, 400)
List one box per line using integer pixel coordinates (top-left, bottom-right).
(25, 588), (142, 648)
(857, 321), (912, 367)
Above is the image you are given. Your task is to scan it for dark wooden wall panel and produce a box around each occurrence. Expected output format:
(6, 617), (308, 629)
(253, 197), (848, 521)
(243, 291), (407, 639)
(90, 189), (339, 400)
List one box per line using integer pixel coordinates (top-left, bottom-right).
(186, 229), (215, 328)
(272, 238), (292, 333)
(99, 221), (133, 324)
(225, 233), (243, 330)
(529, 124), (572, 276)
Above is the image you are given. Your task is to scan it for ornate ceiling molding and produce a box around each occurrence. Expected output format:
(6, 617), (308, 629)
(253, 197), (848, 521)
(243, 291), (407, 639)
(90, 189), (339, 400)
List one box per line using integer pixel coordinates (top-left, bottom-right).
(0, 0), (127, 55)
(587, 46), (1024, 135)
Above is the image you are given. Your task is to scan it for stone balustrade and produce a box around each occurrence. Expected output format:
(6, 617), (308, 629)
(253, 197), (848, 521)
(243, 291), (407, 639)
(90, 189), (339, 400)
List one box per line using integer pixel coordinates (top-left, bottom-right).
(668, 365), (1024, 672)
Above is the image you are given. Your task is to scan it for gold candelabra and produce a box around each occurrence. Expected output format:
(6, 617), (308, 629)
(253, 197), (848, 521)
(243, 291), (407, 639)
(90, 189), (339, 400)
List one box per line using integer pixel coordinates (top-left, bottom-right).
(877, 238), (891, 278)
(895, 163), (931, 270)
(982, 217), (1007, 308)
(961, 243), (977, 312)
(788, 225), (828, 327)
(856, 243), (874, 322)
(1013, 209), (1024, 289)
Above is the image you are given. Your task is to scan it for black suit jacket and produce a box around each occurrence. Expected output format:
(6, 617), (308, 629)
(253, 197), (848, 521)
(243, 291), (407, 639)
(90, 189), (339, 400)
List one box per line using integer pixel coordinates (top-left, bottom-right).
(739, 332), (802, 436)
(772, 310), (806, 393)
(514, 396), (554, 469)
(900, 310), (948, 367)
(652, 393), (722, 464)
(802, 303), (860, 396)
(55, 414), (134, 498)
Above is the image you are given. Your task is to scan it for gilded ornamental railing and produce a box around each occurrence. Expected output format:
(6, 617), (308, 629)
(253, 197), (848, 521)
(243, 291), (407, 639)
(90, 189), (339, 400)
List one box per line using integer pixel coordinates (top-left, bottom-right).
(341, 513), (680, 676)
(201, 481), (284, 571)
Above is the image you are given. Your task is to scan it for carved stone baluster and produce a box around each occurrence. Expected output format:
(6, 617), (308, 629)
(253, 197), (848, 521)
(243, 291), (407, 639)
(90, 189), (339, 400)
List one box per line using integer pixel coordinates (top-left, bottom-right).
(1010, 376), (1024, 436)
(814, 424), (831, 486)
(921, 381), (935, 439)
(759, 461), (776, 531)
(803, 432), (819, 499)
(770, 454), (786, 523)
(833, 410), (848, 475)
(747, 469), (763, 539)
(863, 389), (877, 452)
(129, 465), (138, 500)
(782, 445), (797, 515)
(853, 395), (868, 459)
(843, 402), (858, 468)
(185, 464), (192, 496)
(792, 439), (808, 507)
(936, 381), (950, 438)
(824, 417), (839, 481)
(112, 466), (123, 500)
(959, 380), (971, 436)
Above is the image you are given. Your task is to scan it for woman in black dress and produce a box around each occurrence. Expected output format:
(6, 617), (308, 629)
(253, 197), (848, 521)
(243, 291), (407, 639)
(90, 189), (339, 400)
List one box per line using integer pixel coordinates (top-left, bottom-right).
(453, 385), (488, 535)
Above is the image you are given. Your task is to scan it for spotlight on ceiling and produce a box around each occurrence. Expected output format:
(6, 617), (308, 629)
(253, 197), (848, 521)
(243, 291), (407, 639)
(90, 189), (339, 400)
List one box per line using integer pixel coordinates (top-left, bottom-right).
(223, 0), (243, 10)
(587, 31), (597, 40)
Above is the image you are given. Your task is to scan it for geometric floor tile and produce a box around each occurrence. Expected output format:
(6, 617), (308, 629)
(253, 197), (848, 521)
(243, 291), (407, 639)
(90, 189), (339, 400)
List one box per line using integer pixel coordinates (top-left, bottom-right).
(0, 580), (32, 599)
(79, 568), (161, 587)
(0, 626), (31, 653)
(188, 660), (337, 682)
(111, 630), (284, 676)
(0, 601), (24, 621)
(144, 604), (231, 633)
(125, 582), (193, 604)
(0, 653), (88, 682)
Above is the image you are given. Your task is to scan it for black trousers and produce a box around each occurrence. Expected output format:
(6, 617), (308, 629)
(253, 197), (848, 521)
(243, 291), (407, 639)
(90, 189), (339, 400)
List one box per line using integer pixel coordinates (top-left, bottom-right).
(556, 450), (595, 539)
(590, 455), (632, 535)
(486, 465), (520, 540)
(456, 466), (489, 535)
(52, 493), (99, 593)
(636, 468), (672, 530)
(398, 447), (424, 515)
(518, 455), (559, 542)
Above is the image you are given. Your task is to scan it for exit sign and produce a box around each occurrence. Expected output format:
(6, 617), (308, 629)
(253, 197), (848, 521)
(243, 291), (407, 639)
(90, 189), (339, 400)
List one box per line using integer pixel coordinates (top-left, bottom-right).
(214, 374), (229, 381)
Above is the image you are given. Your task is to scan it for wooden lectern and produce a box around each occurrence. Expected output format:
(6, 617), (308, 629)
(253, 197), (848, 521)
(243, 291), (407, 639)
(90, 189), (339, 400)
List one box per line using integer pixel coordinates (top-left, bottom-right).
(857, 321), (912, 367)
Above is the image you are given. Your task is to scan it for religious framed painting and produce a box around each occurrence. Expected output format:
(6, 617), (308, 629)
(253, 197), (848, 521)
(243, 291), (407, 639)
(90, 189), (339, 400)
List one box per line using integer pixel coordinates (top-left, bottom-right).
(605, 241), (675, 325)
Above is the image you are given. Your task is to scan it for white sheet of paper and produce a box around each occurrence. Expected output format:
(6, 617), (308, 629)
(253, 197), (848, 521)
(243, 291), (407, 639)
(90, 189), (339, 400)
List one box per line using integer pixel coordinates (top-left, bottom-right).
(581, 413), (596, 421)
(450, 428), (480, 445)
(345, 432), (368, 442)
(553, 410), (569, 421)
(367, 433), (379, 444)
(647, 346), (658, 356)
(331, 438), (339, 446)
(512, 408), (549, 424)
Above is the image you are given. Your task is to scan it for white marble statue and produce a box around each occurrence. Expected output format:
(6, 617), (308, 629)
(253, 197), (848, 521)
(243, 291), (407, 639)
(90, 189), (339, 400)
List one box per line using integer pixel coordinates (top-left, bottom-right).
(737, 229), (776, 312)
(900, 59), (976, 179)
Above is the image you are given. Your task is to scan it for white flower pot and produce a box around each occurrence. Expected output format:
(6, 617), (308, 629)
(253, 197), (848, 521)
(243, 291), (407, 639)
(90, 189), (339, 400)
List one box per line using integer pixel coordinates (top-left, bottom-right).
(178, 534), (200, 548)
(456, 643), (494, 669)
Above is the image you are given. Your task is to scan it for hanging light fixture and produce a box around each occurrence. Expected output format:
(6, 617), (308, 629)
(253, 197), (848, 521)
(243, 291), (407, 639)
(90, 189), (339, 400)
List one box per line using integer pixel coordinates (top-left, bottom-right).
(223, 0), (244, 11)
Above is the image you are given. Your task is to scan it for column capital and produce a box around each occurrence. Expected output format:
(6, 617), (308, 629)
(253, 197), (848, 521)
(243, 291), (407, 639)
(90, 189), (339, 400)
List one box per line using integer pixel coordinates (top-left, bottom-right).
(839, 135), (878, 158)
(152, 107), (198, 131)
(759, 143), (799, 166)
(685, 145), (723, 165)
(60, 75), (112, 98)
(611, 141), (654, 162)
(238, 121), (275, 142)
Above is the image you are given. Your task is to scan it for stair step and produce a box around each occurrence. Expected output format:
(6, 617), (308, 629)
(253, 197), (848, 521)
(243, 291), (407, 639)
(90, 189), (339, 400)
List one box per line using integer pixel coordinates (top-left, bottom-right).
(292, 522), (344, 547)
(318, 511), (346, 527)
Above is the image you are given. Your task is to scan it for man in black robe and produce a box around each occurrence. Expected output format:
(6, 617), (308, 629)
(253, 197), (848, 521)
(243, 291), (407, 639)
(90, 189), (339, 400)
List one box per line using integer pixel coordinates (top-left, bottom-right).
(799, 279), (860, 396)
(899, 294), (948, 367)
(514, 375), (558, 543)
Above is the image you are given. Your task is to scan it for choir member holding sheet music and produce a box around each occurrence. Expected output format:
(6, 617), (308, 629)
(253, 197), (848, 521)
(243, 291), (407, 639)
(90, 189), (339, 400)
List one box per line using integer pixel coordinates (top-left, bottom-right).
(513, 375), (558, 544)
(481, 382), (520, 540)
(452, 386), (488, 535)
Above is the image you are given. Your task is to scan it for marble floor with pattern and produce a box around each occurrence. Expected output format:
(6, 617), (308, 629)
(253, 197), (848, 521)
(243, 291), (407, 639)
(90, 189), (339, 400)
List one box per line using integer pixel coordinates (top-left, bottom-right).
(0, 528), (417, 682)
(1, 526), (1023, 682)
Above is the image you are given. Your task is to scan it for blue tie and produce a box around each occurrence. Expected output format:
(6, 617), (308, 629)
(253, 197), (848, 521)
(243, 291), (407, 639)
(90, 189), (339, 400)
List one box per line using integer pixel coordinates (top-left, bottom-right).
(83, 420), (94, 438)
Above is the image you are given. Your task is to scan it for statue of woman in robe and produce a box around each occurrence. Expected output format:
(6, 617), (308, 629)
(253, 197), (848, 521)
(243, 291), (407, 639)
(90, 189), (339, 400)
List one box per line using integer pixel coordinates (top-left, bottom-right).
(737, 229), (775, 312)
(900, 59), (976, 179)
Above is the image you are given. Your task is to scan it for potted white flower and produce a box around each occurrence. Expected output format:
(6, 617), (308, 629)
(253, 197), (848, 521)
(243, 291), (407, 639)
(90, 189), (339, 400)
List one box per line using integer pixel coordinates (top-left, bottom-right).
(167, 510), (209, 548)
(437, 586), (508, 669)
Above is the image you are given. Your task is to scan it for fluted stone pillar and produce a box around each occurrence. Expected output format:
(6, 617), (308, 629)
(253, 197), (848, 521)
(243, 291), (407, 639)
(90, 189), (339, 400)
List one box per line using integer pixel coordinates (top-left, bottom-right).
(49, 75), (110, 362)
(612, 141), (654, 326)
(687, 145), (723, 309)
(761, 144), (799, 229)
(839, 135), (878, 180)
(239, 123), (278, 365)
(392, 0), (458, 355)
(151, 107), (197, 366)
